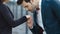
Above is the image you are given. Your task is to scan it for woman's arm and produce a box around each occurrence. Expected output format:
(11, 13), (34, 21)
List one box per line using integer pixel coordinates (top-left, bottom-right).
(0, 5), (28, 28)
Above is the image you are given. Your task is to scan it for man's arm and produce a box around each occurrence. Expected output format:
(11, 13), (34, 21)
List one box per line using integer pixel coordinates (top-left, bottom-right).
(27, 16), (43, 34)
(30, 24), (44, 34)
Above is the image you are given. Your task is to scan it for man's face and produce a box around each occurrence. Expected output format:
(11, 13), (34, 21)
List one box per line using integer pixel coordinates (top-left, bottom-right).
(21, 0), (37, 12)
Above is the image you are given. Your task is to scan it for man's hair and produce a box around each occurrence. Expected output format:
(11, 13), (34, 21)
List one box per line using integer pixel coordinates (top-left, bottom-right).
(17, 0), (30, 5)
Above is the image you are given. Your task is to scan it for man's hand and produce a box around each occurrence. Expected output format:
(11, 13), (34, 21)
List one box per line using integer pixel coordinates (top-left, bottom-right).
(26, 15), (33, 29)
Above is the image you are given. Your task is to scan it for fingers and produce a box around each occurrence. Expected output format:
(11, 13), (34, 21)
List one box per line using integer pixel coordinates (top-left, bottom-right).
(26, 15), (31, 19)
(26, 16), (33, 29)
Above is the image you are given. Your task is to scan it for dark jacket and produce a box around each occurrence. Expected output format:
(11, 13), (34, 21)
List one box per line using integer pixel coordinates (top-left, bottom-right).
(41, 0), (60, 34)
(30, 10), (43, 34)
(0, 3), (27, 34)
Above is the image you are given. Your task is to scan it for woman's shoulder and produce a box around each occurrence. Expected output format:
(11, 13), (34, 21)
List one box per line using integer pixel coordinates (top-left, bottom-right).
(0, 3), (8, 9)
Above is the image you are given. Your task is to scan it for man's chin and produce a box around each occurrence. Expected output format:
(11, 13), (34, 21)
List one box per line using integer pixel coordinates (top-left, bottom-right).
(28, 9), (36, 13)
(28, 10), (34, 13)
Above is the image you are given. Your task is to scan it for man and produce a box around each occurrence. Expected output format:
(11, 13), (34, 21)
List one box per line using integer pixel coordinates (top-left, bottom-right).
(17, 0), (60, 34)
(17, 0), (44, 34)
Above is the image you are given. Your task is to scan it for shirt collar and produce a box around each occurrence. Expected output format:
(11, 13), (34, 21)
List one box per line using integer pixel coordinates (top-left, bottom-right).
(39, 0), (42, 9)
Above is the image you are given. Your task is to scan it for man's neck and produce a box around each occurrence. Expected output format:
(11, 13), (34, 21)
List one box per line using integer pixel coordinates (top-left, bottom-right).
(35, 0), (40, 10)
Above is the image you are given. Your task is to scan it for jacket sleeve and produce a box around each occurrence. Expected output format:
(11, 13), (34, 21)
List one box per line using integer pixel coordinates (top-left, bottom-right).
(0, 5), (27, 28)
(30, 24), (44, 34)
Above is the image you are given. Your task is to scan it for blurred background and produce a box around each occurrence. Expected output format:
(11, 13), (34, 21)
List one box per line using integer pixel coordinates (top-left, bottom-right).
(6, 0), (32, 34)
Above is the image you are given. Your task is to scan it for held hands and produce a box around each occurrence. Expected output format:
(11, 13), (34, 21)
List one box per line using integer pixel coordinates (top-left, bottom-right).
(26, 15), (33, 29)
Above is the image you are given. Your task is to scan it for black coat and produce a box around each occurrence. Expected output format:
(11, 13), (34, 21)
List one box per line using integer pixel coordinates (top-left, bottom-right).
(0, 3), (27, 34)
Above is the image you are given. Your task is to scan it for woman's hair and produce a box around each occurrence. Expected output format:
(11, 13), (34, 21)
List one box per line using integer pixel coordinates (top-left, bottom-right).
(0, 0), (5, 3)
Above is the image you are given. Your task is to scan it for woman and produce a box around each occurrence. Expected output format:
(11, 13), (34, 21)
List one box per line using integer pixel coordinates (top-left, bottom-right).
(0, 0), (32, 34)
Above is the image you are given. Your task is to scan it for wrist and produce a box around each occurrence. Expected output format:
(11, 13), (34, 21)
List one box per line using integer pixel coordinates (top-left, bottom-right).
(26, 15), (31, 19)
